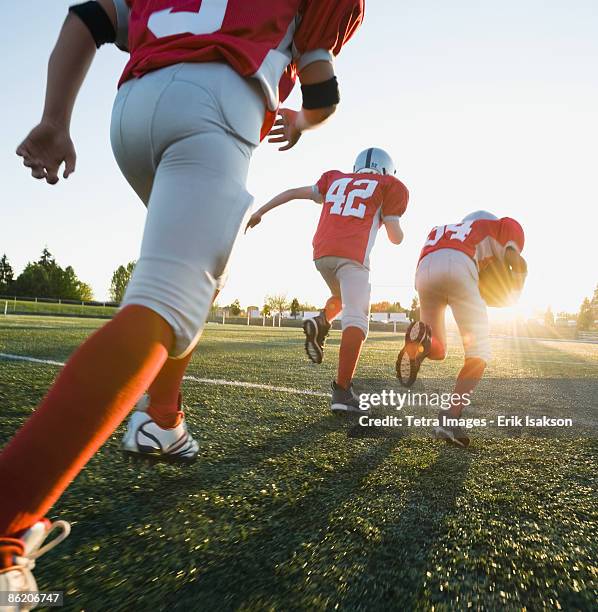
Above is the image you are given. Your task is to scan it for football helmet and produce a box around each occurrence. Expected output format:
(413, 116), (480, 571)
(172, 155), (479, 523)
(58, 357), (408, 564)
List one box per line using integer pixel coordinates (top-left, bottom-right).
(353, 148), (396, 175)
(462, 210), (498, 223)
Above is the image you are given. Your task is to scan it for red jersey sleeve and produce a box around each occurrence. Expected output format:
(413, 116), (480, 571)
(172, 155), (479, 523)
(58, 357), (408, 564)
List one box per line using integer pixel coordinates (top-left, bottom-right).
(315, 170), (336, 199)
(498, 217), (525, 253)
(293, 0), (364, 70)
(381, 178), (409, 218)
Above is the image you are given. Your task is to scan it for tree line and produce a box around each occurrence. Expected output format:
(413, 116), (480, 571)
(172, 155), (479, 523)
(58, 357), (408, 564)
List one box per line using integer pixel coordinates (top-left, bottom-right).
(1, 250), (422, 323)
(0, 249), (93, 301)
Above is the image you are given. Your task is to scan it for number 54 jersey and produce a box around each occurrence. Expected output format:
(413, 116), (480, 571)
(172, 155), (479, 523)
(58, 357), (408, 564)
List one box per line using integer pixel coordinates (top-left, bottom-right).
(312, 170), (409, 268)
(418, 217), (525, 271)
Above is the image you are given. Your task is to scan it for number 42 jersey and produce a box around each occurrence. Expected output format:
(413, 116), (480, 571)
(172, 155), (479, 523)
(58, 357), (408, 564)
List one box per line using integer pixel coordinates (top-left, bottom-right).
(312, 170), (409, 268)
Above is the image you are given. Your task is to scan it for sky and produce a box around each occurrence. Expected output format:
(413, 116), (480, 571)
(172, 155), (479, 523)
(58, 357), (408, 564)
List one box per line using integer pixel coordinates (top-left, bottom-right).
(1, 1), (597, 317)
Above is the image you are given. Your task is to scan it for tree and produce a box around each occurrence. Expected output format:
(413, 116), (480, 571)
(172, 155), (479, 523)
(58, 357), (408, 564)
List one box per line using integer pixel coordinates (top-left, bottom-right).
(544, 306), (555, 327)
(228, 299), (241, 316)
(0, 254), (14, 293)
(592, 284), (598, 319)
(290, 298), (300, 318)
(38, 247), (55, 268)
(577, 298), (594, 331)
(371, 301), (404, 313)
(110, 261), (136, 303)
(265, 293), (289, 317)
(408, 296), (420, 323)
(261, 303), (271, 316)
(13, 249), (93, 300)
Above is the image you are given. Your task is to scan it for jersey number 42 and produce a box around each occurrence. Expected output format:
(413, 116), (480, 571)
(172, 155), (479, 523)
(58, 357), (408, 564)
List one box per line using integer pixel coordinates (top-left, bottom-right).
(325, 178), (378, 219)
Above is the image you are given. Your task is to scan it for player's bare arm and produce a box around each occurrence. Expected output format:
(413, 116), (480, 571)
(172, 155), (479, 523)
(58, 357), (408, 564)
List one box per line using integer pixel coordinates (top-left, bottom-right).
(16, 0), (118, 184)
(384, 217), (404, 244)
(269, 60), (338, 151)
(245, 186), (320, 231)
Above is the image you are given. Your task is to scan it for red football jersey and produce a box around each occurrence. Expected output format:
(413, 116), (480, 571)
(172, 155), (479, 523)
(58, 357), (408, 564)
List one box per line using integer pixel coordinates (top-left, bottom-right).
(119, 1), (364, 137)
(312, 170), (409, 267)
(418, 217), (525, 271)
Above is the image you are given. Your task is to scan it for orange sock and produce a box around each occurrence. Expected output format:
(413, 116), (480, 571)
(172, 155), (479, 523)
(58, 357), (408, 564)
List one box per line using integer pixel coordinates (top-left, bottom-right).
(336, 326), (365, 389)
(147, 352), (193, 428)
(429, 336), (446, 360)
(447, 357), (486, 417)
(324, 296), (342, 323)
(0, 305), (172, 537)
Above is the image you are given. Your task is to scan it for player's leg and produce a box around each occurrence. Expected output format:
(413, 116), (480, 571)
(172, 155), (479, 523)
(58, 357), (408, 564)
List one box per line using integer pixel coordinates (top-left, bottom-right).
(117, 63), (262, 461)
(304, 258), (342, 364)
(0, 63), (263, 582)
(435, 251), (489, 448)
(397, 253), (448, 386)
(0, 305), (173, 537)
(449, 285), (488, 418)
(324, 295), (343, 323)
(131, 289), (220, 431)
(330, 259), (370, 414)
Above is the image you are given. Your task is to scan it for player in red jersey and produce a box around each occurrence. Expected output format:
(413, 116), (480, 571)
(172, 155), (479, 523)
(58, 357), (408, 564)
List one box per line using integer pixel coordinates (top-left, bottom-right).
(247, 148), (409, 413)
(396, 210), (527, 447)
(1, 0), (364, 596)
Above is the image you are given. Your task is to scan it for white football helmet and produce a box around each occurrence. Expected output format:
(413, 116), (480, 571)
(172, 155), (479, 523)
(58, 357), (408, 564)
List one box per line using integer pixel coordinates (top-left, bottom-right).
(462, 210), (498, 223)
(353, 148), (396, 175)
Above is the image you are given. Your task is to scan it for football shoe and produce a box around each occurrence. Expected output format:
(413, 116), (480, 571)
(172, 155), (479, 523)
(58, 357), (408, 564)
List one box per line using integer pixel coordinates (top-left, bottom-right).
(122, 394), (199, 464)
(433, 421), (471, 449)
(396, 321), (432, 387)
(0, 519), (70, 611)
(303, 312), (331, 364)
(330, 381), (366, 415)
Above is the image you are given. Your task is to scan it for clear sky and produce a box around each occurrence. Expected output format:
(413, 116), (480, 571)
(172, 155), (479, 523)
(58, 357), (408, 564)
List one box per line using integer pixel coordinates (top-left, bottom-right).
(1, 1), (597, 316)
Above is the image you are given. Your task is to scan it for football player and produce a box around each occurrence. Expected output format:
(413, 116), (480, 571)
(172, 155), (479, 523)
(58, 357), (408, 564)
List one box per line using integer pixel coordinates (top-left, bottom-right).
(1, 0), (364, 598)
(396, 210), (527, 447)
(246, 148), (409, 413)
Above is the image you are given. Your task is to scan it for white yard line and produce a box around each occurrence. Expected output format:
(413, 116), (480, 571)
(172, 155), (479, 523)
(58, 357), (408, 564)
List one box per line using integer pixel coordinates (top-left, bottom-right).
(0, 353), (66, 367)
(0, 353), (330, 398)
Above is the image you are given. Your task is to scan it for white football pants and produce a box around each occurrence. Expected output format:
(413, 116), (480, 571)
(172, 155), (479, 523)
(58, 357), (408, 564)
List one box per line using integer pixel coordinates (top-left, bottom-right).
(416, 248), (490, 362)
(110, 63), (264, 357)
(315, 256), (371, 337)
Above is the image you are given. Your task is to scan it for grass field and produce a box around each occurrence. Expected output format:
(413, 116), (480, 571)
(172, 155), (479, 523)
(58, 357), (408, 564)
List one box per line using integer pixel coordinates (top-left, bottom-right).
(0, 315), (596, 611)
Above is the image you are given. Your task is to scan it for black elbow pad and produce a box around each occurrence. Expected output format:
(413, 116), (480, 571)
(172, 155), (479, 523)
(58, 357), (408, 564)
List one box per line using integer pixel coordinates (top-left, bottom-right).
(301, 77), (340, 110)
(69, 1), (116, 48)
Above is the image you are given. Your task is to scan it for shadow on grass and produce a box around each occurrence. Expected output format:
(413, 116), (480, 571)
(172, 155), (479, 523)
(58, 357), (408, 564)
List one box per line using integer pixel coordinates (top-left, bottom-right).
(336, 444), (473, 610)
(166, 439), (399, 610)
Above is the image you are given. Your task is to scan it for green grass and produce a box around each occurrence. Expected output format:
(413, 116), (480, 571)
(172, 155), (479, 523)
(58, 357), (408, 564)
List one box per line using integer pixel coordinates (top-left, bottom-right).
(0, 316), (596, 611)
(0, 298), (118, 318)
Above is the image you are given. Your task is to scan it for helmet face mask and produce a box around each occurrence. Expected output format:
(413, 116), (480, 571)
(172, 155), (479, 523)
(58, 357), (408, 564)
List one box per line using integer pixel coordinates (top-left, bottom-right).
(353, 148), (396, 176)
(462, 210), (499, 223)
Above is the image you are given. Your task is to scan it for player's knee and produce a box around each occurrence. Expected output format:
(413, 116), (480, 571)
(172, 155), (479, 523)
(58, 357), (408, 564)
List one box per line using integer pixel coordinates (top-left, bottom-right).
(342, 308), (369, 338)
(464, 343), (491, 364)
(122, 261), (217, 359)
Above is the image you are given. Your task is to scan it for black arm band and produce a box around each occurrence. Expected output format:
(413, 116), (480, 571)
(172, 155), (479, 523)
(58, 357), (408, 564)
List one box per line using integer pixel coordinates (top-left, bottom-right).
(301, 77), (340, 110)
(69, 2), (116, 48)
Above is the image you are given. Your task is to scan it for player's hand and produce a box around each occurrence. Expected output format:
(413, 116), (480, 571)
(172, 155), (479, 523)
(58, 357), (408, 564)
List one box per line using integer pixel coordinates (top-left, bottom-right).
(268, 108), (302, 151)
(245, 213), (262, 233)
(16, 121), (76, 185)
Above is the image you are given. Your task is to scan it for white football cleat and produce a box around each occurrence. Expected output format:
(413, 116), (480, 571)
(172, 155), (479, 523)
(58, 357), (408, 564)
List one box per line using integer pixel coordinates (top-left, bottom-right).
(122, 394), (199, 464)
(0, 519), (70, 611)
